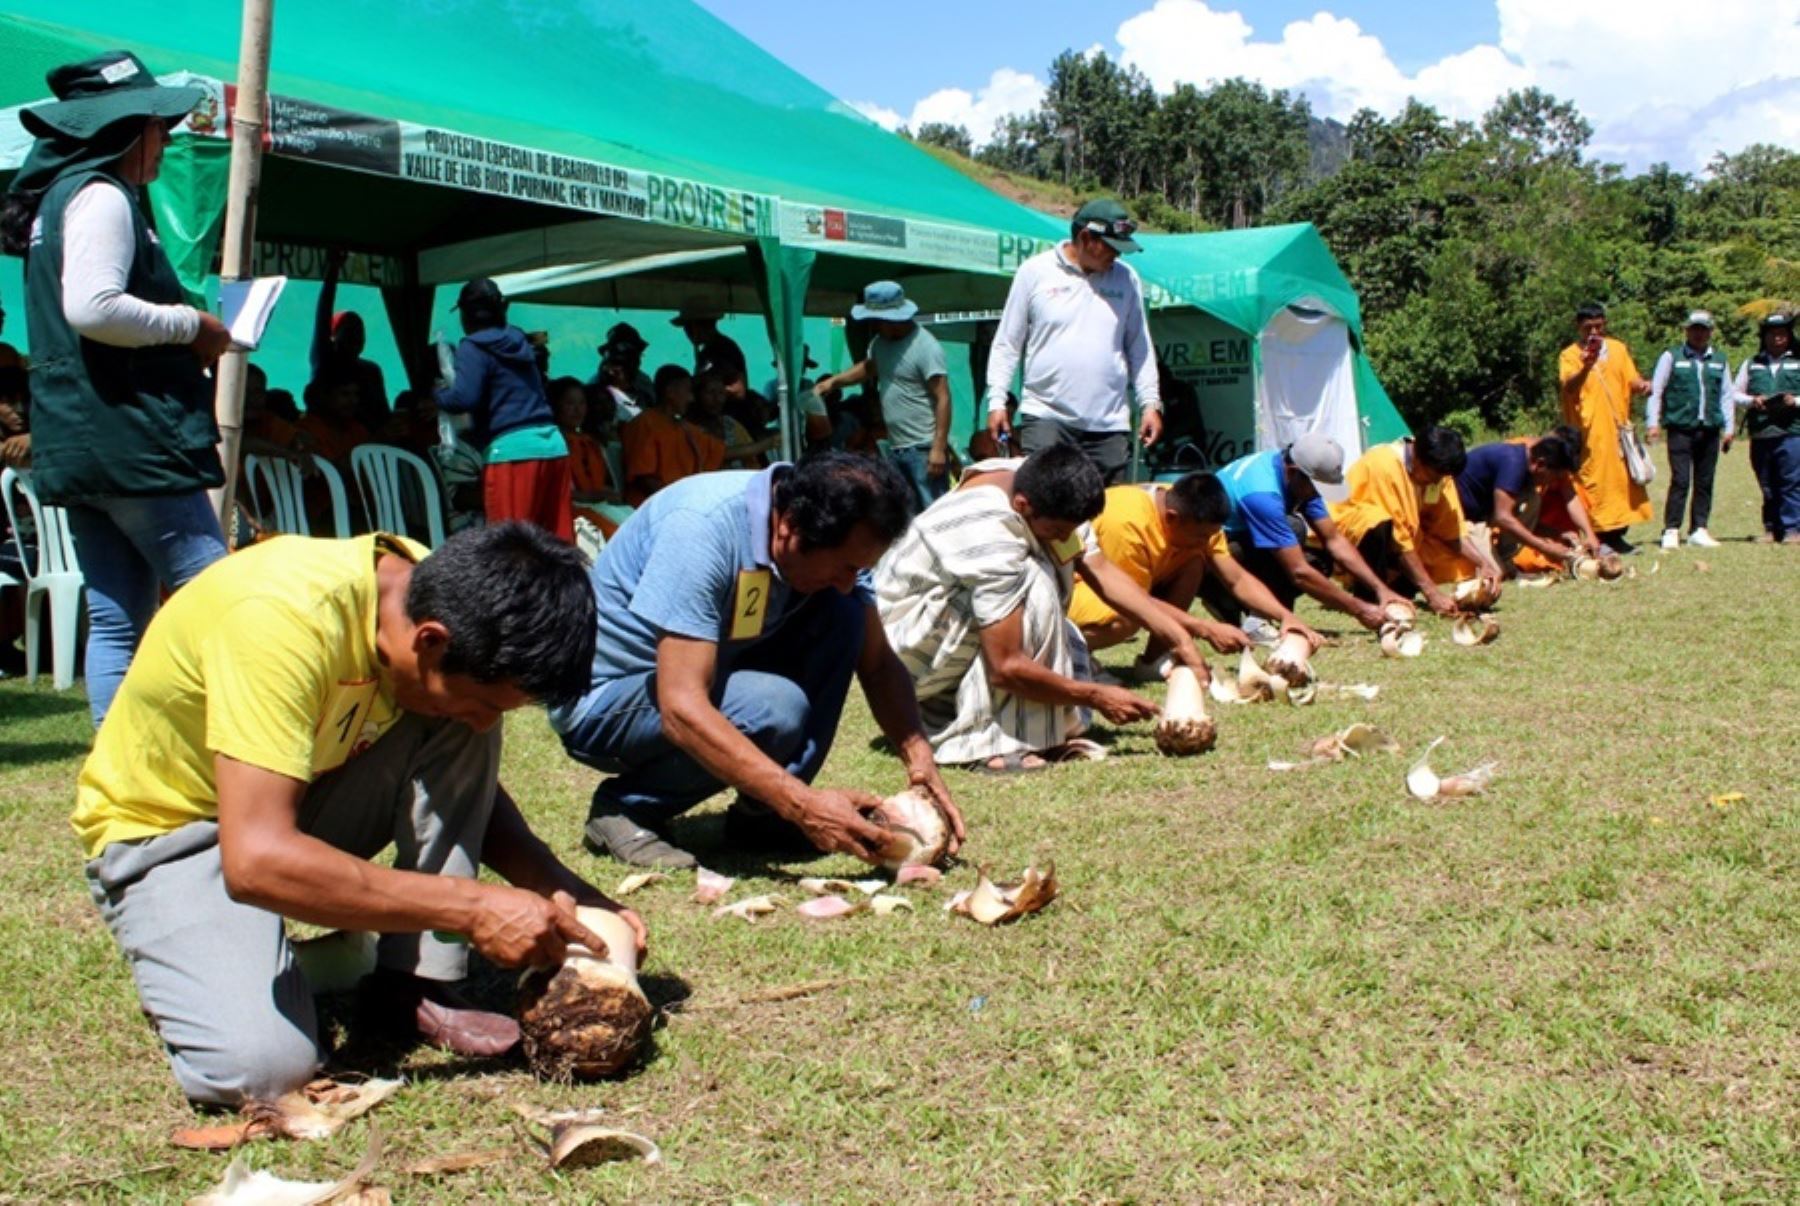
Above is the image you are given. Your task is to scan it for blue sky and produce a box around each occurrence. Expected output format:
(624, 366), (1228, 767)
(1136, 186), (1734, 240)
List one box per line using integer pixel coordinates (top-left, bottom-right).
(695, 0), (1800, 173)
(697, 0), (1500, 113)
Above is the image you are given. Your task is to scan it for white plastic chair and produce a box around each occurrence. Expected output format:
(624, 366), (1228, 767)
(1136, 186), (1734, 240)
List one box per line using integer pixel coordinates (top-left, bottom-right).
(1, 467), (84, 690)
(244, 453), (352, 539)
(350, 444), (446, 548)
(573, 513), (607, 563)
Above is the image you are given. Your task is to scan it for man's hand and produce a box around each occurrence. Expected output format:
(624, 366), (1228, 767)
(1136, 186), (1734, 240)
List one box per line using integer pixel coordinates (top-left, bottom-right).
(1631, 378), (1652, 397)
(1374, 586), (1411, 612)
(1722, 433), (1735, 454)
(1646, 425), (1662, 444)
(1199, 620), (1253, 654)
(927, 443), (949, 479)
(1279, 615), (1326, 652)
(1352, 599), (1388, 632)
(987, 407), (1013, 448)
(0, 433), (29, 468)
(1580, 341), (1601, 368)
(1139, 408), (1163, 449)
(1424, 588), (1461, 618)
(192, 312), (233, 365)
(904, 760), (966, 855)
(1089, 684), (1160, 725)
(561, 891), (650, 960)
(466, 883), (604, 970)
(791, 787), (893, 864)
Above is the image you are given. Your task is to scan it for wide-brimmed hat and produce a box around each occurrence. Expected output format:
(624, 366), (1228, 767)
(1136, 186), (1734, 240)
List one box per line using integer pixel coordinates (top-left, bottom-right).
(1684, 310), (1714, 329)
(851, 281), (918, 322)
(603, 322), (649, 354)
(20, 52), (204, 142)
(671, 298), (723, 327)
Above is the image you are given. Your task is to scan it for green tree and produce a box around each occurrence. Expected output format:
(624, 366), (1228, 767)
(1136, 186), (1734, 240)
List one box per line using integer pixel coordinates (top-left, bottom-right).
(913, 122), (973, 158)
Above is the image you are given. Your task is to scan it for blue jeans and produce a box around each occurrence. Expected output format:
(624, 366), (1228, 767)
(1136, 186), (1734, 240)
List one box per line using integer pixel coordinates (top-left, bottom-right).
(1750, 435), (1800, 537)
(65, 491), (227, 727)
(552, 589), (866, 824)
(886, 444), (949, 512)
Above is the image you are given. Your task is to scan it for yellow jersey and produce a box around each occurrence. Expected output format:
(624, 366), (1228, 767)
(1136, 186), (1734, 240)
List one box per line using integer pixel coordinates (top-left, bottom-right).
(71, 533), (426, 858)
(1068, 483), (1227, 630)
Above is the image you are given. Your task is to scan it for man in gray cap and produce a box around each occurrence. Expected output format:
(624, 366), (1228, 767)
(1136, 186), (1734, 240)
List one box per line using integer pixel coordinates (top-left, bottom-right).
(1647, 310), (1733, 549)
(813, 281), (952, 509)
(1206, 435), (1411, 632)
(985, 199), (1159, 484)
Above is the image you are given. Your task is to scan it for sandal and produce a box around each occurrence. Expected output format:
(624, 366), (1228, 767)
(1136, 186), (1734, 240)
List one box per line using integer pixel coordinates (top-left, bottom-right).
(966, 751), (1049, 776)
(1042, 738), (1108, 764)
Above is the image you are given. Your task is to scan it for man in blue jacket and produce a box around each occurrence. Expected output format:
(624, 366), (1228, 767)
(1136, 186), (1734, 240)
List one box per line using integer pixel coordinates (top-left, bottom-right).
(436, 278), (573, 541)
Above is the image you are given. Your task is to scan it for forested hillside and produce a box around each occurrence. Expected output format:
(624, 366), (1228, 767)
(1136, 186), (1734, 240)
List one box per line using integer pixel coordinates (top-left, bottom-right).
(909, 49), (1799, 433)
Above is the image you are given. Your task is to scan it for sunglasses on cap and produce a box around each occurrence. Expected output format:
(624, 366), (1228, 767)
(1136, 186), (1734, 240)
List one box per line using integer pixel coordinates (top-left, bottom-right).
(1083, 217), (1137, 239)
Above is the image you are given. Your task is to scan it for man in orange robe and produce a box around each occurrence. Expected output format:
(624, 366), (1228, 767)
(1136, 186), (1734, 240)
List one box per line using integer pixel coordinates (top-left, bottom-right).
(1559, 302), (1652, 552)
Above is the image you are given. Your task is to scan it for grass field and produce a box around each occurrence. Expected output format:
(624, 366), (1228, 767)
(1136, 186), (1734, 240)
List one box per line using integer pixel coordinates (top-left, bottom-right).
(1, 456), (1795, 1203)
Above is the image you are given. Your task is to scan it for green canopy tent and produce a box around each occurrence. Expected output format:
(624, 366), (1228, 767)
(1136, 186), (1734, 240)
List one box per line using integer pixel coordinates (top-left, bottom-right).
(1134, 225), (1408, 488)
(922, 224), (1408, 485)
(0, 0), (1061, 416)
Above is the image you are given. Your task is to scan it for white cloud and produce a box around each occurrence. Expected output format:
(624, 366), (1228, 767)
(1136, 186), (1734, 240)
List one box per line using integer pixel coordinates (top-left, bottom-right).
(904, 67), (1047, 145)
(1114, 1), (1525, 122)
(1492, 0), (1800, 169)
(850, 100), (906, 132)
(891, 0), (1800, 171)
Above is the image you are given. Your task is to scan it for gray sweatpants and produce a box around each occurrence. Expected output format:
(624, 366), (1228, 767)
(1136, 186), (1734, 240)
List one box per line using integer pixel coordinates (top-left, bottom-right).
(84, 713), (500, 1106)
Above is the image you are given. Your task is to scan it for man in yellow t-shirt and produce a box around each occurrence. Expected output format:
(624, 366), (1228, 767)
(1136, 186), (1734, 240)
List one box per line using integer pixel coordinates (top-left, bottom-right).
(73, 523), (646, 1107)
(1068, 473), (1322, 679)
(1328, 426), (1504, 617)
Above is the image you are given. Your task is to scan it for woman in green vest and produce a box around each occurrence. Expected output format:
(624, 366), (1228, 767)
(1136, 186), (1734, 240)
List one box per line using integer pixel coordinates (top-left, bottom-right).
(1733, 313), (1800, 543)
(1, 53), (233, 725)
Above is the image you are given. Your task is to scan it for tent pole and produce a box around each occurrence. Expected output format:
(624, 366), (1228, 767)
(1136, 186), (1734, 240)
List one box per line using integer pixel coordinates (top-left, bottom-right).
(210, 0), (275, 534)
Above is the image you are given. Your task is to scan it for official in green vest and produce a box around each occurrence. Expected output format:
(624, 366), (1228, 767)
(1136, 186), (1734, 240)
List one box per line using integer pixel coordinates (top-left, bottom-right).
(1733, 313), (1800, 543)
(1647, 310), (1733, 549)
(0, 52), (234, 726)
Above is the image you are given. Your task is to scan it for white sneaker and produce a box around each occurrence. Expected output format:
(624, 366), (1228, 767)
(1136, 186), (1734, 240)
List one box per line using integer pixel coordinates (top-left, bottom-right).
(1660, 528), (1680, 550)
(1687, 528), (1719, 548)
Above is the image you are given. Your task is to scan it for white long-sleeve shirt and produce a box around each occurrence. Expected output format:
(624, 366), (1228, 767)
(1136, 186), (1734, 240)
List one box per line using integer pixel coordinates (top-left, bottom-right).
(984, 244), (1160, 433)
(60, 180), (201, 348)
(1647, 343), (1736, 436)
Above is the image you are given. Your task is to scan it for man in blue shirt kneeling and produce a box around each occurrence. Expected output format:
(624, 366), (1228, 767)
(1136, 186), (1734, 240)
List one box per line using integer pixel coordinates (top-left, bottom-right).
(552, 452), (964, 868)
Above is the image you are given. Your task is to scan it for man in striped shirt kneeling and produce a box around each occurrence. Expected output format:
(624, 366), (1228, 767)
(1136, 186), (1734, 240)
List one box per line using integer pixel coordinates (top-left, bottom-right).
(874, 445), (1210, 774)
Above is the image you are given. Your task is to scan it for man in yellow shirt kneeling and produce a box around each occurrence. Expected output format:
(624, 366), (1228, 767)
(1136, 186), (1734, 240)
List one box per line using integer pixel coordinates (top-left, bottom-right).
(1327, 426), (1504, 618)
(1069, 472), (1323, 681)
(72, 524), (645, 1106)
